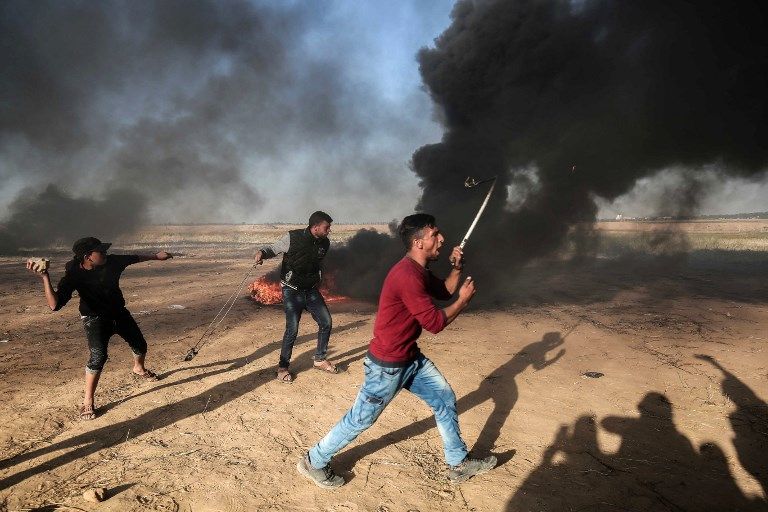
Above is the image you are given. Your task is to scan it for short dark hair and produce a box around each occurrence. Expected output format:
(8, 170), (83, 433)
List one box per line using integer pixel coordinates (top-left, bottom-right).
(308, 211), (333, 227)
(398, 213), (436, 249)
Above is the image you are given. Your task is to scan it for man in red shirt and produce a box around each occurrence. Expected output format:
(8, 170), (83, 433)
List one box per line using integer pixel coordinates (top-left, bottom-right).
(298, 213), (497, 488)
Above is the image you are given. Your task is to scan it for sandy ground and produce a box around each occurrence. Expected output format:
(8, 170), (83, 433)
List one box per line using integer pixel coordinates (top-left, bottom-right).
(0, 226), (766, 511)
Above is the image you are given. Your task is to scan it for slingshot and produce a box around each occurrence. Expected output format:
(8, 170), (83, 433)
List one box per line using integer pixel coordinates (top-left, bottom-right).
(183, 264), (259, 361)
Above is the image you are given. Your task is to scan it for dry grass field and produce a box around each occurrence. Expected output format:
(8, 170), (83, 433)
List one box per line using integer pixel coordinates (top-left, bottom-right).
(596, 220), (768, 252)
(123, 224), (389, 248)
(0, 222), (766, 511)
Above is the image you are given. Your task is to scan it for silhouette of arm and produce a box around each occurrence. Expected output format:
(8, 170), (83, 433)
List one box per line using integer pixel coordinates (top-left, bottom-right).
(533, 348), (565, 370)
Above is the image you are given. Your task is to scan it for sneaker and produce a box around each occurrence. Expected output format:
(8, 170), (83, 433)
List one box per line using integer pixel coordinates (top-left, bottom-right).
(296, 454), (345, 489)
(448, 455), (497, 484)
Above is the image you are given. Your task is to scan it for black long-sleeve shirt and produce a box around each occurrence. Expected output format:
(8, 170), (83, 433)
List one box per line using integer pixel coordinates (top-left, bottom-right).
(55, 255), (141, 317)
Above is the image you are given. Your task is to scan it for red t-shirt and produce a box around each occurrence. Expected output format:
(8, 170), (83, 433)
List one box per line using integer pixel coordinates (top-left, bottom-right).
(367, 257), (452, 366)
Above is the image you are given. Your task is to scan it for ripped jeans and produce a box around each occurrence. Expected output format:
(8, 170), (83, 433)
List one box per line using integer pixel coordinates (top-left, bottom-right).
(82, 309), (147, 373)
(308, 355), (468, 468)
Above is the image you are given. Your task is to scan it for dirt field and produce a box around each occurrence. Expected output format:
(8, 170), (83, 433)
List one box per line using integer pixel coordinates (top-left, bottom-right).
(1, 224), (766, 511)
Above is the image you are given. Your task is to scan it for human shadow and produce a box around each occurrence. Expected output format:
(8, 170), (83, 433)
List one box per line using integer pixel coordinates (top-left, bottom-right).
(0, 321), (370, 490)
(97, 319), (368, 415)
(505, 392), (767, 512)
(334, 331), (566, 472)
(697, 354), (768, 496)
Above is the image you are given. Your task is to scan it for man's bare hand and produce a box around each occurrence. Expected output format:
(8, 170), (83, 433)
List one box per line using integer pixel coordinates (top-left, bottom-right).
(156, 252), (173, 261)
(449, 246), (464, 269)
(458, 276), (476, 303)
(442, 276), (476, 325)
(26, 258), (50, 275)
(254, 251), (264, 265)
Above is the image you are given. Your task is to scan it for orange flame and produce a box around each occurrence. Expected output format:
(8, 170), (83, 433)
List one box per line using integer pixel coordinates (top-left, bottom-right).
(318, 274), (348, 303)
(249, 276), (283, 304)
(249, 274), (349, 304)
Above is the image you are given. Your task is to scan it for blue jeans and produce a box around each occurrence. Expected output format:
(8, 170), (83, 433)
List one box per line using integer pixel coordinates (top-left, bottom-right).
(308, 355), (468, 467)
(280, 286), (332, 368)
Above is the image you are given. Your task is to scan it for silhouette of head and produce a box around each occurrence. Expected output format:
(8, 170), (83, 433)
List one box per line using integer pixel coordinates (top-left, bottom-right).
(542, 332), (564, 349)
(638, 392), (673, 420)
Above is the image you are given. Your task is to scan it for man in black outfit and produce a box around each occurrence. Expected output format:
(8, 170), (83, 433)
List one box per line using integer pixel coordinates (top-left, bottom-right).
(27, 237), (173, 420)
(254, 211), (337, 383)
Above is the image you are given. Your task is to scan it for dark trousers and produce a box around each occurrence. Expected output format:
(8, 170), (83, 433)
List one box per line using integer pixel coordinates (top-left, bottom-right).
(280, 286), (332, 368)
(82, 309), (148, 373)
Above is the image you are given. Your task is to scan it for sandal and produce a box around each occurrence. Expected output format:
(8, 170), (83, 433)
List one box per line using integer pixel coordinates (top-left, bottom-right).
(79, 403), (97, 421)
(133, 369), (159, 382)
(276, 368), (293, 383)
(313, 360), (339, 374)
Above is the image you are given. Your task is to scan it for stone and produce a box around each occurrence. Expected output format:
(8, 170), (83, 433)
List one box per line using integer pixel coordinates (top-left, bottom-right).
(83, 487), (106, 503)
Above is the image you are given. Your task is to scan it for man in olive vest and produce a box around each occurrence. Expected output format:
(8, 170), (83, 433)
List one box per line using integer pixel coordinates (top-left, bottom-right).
(254, 211), (337, 382)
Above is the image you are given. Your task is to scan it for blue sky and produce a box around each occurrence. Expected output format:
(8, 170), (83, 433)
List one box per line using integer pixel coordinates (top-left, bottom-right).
(237, 0), (458, 223)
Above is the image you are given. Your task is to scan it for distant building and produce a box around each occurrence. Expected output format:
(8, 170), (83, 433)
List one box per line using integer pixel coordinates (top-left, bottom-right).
(615, 214), (623, 221)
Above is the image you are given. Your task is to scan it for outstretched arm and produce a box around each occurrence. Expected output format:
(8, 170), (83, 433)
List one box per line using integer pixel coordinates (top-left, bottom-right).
(136, 251), (173, 262)
(255, 233), (290, 264)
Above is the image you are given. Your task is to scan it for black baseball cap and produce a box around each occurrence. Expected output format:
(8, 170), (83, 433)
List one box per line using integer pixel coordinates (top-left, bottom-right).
(72, 237), (112, 258)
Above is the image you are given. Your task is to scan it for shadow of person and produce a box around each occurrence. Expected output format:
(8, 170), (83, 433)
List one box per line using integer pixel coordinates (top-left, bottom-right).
(600, 393), (712, 509)
(334, 331), (566, 474)
(604, 392), (763, 511)
(97, 319), (368, 415)
(0, 322), (371, 490)
(505, 415), (613, 511)
(696, 354), (768, 496)
(472, 331), (564, 453)
(505, 392), (765, 512)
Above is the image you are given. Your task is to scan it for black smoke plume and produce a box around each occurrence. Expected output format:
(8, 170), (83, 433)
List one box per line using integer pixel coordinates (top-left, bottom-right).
(330, 0), (768, 302)
(0, 185), (147, 253)
(0, 0), (363, 252)
(325, 225), (404, 300)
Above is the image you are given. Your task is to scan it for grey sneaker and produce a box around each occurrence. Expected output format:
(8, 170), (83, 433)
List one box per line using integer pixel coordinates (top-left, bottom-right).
(448, 455), (497, 484)
(296, 454), (345, 489)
